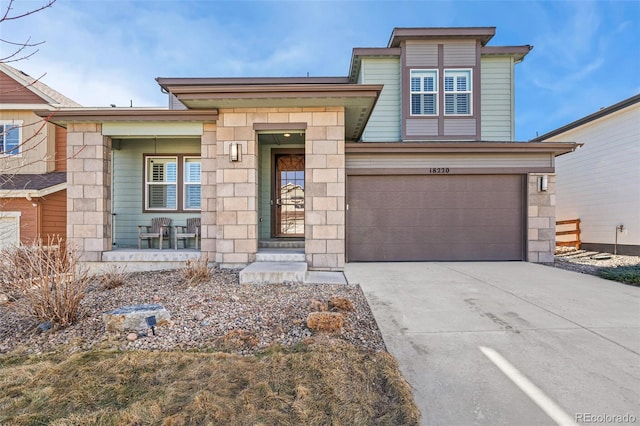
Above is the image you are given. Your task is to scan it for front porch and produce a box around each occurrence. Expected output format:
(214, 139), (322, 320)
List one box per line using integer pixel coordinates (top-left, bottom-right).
(88, 248), (201, 273)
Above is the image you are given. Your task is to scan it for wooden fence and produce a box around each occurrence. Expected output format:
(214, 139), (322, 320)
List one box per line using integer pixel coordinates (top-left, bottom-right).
(556, 219), (581, 250)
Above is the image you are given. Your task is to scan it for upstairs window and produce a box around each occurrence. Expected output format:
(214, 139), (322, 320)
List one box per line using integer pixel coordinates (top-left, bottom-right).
(1, 121), (21, 155)
(410, 70), (438, 115)
(444, 70), (472, 115)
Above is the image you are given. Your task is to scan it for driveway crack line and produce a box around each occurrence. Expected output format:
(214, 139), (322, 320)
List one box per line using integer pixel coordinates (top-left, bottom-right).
(441, 264), (640, 356)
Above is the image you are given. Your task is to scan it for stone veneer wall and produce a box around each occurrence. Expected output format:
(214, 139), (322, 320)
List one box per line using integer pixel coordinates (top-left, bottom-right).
(200, 124), (217, 262)
(214, 107), (345, 271)
(527, 173), (556, 263)
(66, 123), (112, 261)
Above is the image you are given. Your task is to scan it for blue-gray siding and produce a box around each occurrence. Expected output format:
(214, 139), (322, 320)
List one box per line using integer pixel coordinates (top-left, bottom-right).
(111, 138), (200, 248)
(359, 57), (401, 142)
(480, 56), (514, 140)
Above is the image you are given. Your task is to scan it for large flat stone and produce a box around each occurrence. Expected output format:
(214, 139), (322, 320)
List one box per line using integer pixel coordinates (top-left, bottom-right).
(103, 304), (170, 332)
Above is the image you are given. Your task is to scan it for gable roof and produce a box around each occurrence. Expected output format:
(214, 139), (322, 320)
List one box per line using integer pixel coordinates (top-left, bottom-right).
(0, 63), (81, 107)
(532, 94), (640, 141)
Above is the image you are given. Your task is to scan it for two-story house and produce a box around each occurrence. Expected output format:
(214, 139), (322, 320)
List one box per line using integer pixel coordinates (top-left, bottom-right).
(0, 63), (80, 249)
(38, 27), (578, 274)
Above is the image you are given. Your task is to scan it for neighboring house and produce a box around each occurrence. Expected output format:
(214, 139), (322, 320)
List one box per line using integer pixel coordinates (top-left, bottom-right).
(0, 63), (80, 249)
(534, 94), (640, 255)
(38, 27), (578, 270)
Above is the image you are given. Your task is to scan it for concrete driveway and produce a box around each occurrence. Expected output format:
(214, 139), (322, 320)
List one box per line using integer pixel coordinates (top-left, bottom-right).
(344, 262), (640, 426)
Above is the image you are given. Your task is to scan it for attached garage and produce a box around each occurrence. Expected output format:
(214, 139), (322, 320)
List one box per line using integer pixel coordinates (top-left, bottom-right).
(346, 174), (526, 261)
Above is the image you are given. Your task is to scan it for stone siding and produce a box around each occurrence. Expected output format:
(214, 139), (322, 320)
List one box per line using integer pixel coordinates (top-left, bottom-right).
(527, 173), (556, 263)
(214, 107), (346, 271)
(66, 123), (111, 261)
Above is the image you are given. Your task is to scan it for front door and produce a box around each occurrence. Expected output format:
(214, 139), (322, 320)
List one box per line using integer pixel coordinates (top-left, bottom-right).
(273, 151), (304, 237)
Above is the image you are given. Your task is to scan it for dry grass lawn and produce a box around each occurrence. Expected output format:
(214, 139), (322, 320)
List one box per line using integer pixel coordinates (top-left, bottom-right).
(0, 340), (419, 425)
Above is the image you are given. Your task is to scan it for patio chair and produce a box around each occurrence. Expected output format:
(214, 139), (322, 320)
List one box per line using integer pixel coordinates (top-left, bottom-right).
(138, 217), (172, 249)
(175, 217), (201, 250)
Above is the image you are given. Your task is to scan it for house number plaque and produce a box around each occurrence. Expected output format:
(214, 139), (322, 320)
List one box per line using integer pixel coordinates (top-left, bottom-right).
(429, 168), (450, 174)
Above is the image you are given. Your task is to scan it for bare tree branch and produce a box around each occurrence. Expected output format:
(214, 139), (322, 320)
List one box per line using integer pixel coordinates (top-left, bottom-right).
(1, 0), (56, 22)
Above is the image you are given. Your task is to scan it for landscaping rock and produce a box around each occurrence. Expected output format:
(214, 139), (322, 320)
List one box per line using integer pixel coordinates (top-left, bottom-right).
(103, 304), (170, 332)
(37, 321), (53, 333)
(127, 333), (138, 341)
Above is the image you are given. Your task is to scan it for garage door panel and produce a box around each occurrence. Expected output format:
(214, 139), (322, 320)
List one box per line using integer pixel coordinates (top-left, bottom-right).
(347, 175), (524, 261)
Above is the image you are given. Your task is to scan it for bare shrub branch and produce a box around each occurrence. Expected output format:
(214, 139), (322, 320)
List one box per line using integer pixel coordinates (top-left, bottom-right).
(0, 237), (90, 328)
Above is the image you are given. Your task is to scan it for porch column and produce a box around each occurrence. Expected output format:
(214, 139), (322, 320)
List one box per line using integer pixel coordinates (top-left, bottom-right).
(305, 107), (345, 271)
(200, 123), (217, 261)
(527, 173), (556, 263)
(66, 123), (111, 261)
(215, 110), (258, 268)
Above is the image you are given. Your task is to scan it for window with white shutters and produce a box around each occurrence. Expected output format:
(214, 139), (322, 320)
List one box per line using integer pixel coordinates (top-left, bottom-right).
(184, 157), (201, 210)
(444, 70), (472, 115)
(144, 155), (201, 212)
(146, 157), (178, 210)
(410, 70), (438, 115)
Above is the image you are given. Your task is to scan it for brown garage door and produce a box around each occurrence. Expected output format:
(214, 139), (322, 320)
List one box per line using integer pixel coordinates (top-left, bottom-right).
(347, 175), (525, 261)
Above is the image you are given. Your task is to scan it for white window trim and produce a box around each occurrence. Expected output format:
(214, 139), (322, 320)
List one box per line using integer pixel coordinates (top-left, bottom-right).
(0, 120), (23, 157)
(0, 211), (21, 248)
(144, 155), (178, 212)
(143, 154), (202, 213)
(183, 156), (201, 211)
(410, 69), (438, 116)
(444, 69), (473, 116)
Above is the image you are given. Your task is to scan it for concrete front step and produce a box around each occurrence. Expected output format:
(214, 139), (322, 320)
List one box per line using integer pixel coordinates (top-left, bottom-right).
(255, 249), (305, 262)
(258, 239), (304, 249)
(239, 261), (307, 284)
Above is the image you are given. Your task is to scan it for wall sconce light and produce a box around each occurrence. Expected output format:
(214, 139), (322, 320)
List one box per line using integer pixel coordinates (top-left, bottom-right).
(229, 142), (241, 162)
(538, 175), (548, 192)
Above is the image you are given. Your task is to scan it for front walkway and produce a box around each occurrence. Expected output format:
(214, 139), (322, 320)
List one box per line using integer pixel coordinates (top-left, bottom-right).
(345, 262), (640, 426)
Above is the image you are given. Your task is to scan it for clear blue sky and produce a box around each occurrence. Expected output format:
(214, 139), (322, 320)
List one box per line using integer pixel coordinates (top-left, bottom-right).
(5, 0), (640, 140)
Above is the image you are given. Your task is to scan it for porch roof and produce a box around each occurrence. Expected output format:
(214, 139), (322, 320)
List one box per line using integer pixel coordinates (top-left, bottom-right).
(34, 108), (219, 126)
(156, 78), (383, 142)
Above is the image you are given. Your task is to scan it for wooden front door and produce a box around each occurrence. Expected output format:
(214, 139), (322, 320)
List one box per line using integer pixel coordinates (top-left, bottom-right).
(273, 152), (304, 237)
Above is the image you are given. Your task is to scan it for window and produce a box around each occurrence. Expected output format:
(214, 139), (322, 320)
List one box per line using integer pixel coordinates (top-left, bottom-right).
(444, 70), (472, 115)
(1, 121), (21, 155)
(184, 157), (201, 210)
(146, 157), (177, 210)
(145, 155), (202, 212)
(410, 70), (438, 115)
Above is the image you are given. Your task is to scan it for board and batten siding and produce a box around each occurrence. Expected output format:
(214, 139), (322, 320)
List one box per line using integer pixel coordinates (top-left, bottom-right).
(111, 138), (201, 248)
(543, 104), (640, 248)
(346, 152), (553, 169)
(480, 56), (514, 141)
(360, 57), (401, 142)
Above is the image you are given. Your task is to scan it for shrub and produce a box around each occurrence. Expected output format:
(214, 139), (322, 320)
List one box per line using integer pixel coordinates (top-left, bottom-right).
(597, 265), (640, 286)
(0, 237), (90, 328)
(99, 264), (129, 289)
(306, 312), (344, 333)
(181, 256), (212, 285)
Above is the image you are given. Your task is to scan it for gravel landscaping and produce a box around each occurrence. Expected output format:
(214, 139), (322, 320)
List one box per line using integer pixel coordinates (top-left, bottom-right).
(0, 268), (385, 355)
(551, 247), (640, 281)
